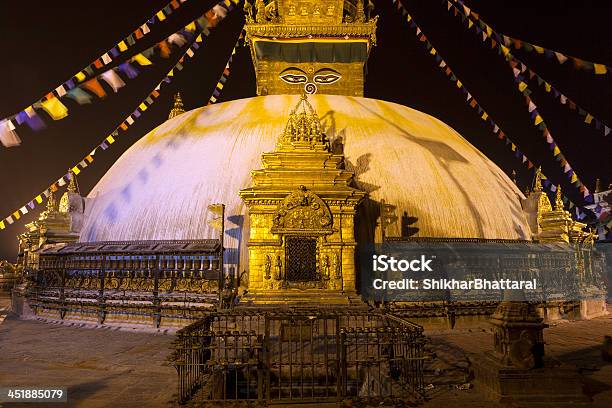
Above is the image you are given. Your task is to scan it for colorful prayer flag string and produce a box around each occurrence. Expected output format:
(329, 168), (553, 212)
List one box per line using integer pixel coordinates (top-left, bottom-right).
(0, 0), (191, 130)
(445, 0), (610, 138)
(0, 0), (240, 231)
(447, 0), (610, 75)
(391, 0), (585, 211)
(443, 0), (594, 203)
(207, 34), (243, 105)
(0, 0), (236, 149)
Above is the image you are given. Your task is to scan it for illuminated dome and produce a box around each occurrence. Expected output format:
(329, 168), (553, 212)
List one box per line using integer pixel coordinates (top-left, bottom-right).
(80, 94), (530, 265)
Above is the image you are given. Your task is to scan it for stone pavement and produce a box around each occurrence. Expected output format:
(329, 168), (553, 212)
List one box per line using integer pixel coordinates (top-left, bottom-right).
(0, 313), (177, 408)
(0, 306), (610, 407)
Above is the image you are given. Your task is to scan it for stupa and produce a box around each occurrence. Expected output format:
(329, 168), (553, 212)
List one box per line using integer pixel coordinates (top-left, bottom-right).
(14, 0), (604, 326)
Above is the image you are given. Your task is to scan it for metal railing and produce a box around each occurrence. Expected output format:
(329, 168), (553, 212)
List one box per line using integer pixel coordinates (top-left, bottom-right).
(27, 240), (224, 326)
(168, 308), (425, 405)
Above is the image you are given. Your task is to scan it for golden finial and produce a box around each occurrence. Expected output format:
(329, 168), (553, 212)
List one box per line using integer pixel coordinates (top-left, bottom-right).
(168, 92), (185, 119)
(595, 178), (601, 193)
(67, 169), (78, 194)
(46, 190), (57, 213)
(279, 94), (325, 148)
(533, 167), (543, 192)
(555, 185), (564, 211)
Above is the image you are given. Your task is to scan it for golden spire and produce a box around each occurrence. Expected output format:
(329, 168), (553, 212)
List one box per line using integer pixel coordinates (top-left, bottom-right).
(67, 169), (78, 194)
(168, 92), (185, 119)
(46, 190), (57, 213)
(533, 167), (543, 192)
(555, 185), (564, 211)
(278, 94), (325, 149)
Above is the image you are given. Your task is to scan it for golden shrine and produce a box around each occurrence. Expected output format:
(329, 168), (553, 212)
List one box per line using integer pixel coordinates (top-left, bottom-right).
(239, 95), (365, 303)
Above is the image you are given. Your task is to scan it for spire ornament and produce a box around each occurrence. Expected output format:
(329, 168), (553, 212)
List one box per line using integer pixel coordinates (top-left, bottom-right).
(554, 185), (564, 211)
(168, 92), (185, 119)
(278, 94), (327, 150)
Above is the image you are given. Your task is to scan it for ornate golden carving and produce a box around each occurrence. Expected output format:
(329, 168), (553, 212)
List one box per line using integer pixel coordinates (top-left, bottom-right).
(168, 92), (185, 119)
(272, 186), (333, 232)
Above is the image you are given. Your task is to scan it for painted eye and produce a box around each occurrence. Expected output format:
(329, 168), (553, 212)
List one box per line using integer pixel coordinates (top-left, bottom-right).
(280, 73), (308, 84)
(313, 73), (341, 84)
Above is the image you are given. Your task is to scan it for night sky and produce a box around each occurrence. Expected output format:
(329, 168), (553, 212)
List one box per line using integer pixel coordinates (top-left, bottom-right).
(0, 0), (610, 261)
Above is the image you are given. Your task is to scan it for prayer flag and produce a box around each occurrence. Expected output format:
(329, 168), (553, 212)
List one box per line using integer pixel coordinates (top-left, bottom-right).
(594, 64), (608, 75)
(101, 70), (126, 92)
(132, 54), (152, 66)
(41, 96), (68, 120)
(0, 119), (21, 147)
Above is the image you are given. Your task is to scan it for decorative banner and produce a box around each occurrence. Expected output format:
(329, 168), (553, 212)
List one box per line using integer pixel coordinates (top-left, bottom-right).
(446, 0), (610, 138)
(0, 0), (191, 132)
(391, 0), (588, 212)
(207, 33), (243, 105)
(447, 0), (610, 75)
(442, 0), (594, 203)
(1, 0), (233, 148)
(0, 0), (240, 231)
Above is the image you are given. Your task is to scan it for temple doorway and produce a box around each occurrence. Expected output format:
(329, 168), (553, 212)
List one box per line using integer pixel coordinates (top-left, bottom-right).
(285, 237), (317, 282)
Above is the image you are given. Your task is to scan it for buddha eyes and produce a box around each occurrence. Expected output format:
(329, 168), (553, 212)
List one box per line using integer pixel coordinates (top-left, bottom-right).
(313, 74), (341, 84)
(280, 73), (308, 84)
(279, 68), (342, 86)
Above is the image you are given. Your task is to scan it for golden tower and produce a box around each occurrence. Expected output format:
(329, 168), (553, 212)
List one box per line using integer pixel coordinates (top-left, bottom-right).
(239, 95), (366, 303)
(243, 0), (377, 96)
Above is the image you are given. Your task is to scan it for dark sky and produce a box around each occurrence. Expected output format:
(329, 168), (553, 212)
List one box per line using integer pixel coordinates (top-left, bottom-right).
(0, 0), (610, 261)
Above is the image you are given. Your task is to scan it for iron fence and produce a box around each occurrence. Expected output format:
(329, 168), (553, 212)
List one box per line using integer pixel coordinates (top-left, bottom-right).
(168, 308), (425, 405)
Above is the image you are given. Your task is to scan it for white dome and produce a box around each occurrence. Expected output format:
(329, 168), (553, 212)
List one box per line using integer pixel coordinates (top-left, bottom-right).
(80, 94), (530, 268)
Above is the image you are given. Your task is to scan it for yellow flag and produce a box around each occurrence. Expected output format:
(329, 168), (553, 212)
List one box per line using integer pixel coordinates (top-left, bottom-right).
(518, 82), (527, 92)
(456, 80), (462, 88)
(571, 173), (578, 183)
(481, 112), (488, 121)
(156, 10), (166, 21)
(208, 204), (224, 216)
(207, 218), (223, 230)
(106, 135), (115, 144)
(118, 41), (128, 52)
(594, 64), (607, 75)
(75, 71), (86, 82)
(13, 211), (20, 220)
(544, 83), (552, 92)
(533, 45), (544, 54)
(41, 96), (68, 120)
(501, 45), (510, 56)
(132, 54), (152, 66)
(139, 102), (148, 111)
(486, 26), (492, 36)
(0, 220), (4, 230)
(72, 166), (81, 175)
(534, 115), (543, 125)
(468, 20), (473, 28)
(168, 69), (174, 77)
(185, 22), (196, 32)
(553, 145), (560, 156)
(584, 114), (593, 124)
(430, 48), (437, 55)
(196, 34), (203, 43)
(35, 195), (43, 204)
